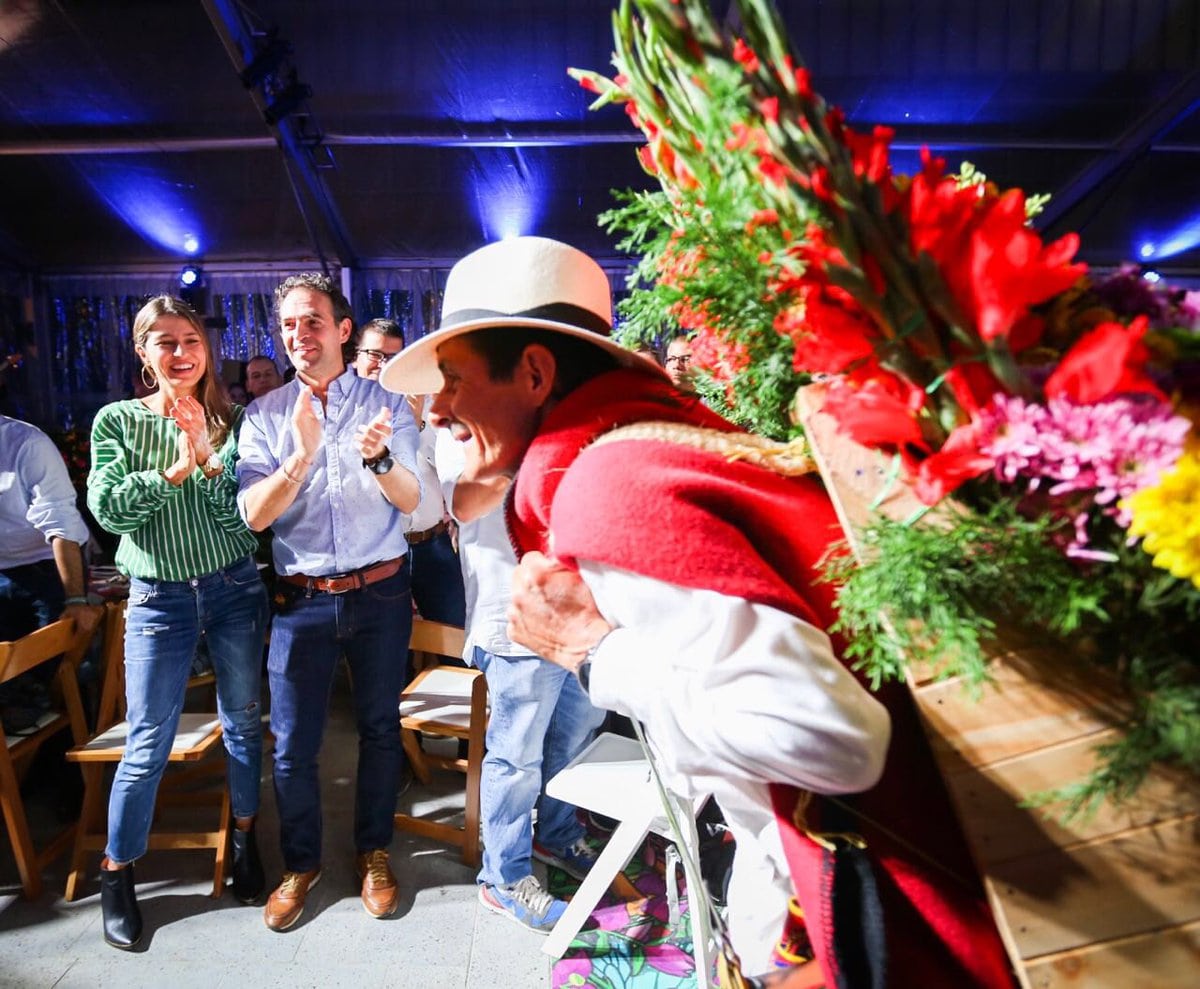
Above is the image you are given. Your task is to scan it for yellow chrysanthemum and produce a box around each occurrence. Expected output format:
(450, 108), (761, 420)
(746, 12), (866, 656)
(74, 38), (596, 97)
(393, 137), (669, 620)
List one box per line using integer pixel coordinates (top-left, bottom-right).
(1124, 445), (1200, 589)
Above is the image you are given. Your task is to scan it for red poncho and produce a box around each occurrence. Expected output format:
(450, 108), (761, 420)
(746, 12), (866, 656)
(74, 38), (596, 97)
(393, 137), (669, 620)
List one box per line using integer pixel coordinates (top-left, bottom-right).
(509, 368), (1014, 989)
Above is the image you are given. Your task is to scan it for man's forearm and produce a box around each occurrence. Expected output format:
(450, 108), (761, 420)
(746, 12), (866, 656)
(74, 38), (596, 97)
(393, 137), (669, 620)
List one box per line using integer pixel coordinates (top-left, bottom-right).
(375, 464), (421, 513)
(242, 454), (311, 531)
(50, 536), (86, 598)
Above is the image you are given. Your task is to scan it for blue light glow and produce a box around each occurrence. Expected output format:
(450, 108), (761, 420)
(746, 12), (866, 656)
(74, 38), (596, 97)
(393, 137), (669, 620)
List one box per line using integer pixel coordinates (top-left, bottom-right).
(1139, 242), (1155, 259)
(77, 159), (204, 255)
(1144, 215), (1200, 261)
(472, 149), (544, 243)
(183, 234), (200, 254)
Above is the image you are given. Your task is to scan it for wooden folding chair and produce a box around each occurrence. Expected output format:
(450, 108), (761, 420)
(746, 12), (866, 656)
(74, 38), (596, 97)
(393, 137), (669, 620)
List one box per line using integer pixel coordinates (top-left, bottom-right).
(0, 610), (99, 899)
(394, 619), (487, 866)
(64, 600), (232, 900)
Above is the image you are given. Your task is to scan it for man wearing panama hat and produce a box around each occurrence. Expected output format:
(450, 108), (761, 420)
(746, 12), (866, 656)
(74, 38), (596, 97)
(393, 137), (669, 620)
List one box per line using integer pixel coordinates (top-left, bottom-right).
(381, 237), (1011, 987)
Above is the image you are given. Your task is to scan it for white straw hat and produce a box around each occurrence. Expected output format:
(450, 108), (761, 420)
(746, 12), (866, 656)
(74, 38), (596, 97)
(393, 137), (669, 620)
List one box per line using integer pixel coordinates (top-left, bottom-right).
(379, 236), (663, 394)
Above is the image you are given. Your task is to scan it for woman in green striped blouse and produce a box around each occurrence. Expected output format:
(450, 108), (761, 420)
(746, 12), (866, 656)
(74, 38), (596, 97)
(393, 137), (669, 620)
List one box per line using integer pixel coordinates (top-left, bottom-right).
(87, 296), (269, 950)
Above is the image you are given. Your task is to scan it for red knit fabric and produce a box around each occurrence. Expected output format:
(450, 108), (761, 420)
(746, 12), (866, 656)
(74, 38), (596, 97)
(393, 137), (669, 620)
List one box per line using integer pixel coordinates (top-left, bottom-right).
(510, 368), (1015, 989)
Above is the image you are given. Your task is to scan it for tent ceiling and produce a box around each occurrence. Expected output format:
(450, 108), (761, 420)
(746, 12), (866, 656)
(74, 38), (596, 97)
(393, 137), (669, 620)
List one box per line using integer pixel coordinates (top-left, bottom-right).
(1, 0), (1198, 273)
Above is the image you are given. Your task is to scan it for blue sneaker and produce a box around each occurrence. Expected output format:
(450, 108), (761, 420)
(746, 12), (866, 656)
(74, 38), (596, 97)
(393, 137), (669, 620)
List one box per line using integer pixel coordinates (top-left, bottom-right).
(532, 837), (598, 882)
(478, 875), (566, 933)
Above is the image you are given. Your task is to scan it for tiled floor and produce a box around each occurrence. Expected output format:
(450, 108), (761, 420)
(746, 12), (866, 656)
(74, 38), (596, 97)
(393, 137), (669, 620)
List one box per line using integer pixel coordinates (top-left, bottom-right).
(0, 666), (553, 988)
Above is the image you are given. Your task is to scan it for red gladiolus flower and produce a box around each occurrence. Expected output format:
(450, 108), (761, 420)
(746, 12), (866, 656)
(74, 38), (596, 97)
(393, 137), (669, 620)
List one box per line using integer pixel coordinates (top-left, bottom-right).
(691, 326), (750, 383)
(578, 75), (602, 94)
(794, 66), (813, 99)
(943, 363), (1003, 418)
(820, 372), (928, 450)
(905, 173), (1086, 344)
(745, 208), (779, 234)
(1044, 316), (1166, 403)
(914, 420), (995, 504)
(726, 122), (767, 153)
(844, 125), (894, 185)
(760, 96), (779, 123)
(733, 38), (760, 73)
(637, 144), (657, 175)
(776, 282), (878, 375)
(810, 166), (835, 202)
(758, 156), (789, 187)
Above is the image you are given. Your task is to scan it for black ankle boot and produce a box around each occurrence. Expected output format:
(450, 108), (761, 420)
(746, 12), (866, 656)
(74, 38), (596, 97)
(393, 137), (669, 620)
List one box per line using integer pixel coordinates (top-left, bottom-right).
(100, 863), (142, 950)
(231, 824), (265, 903)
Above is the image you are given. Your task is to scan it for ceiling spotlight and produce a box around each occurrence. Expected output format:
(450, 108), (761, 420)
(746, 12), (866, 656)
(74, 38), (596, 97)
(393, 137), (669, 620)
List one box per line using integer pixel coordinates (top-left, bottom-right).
(180, 264), (202, 288)
(1142, 270), (1161, 284)
(182, 234), (199, 254)
(1139, 242), (1155, 259)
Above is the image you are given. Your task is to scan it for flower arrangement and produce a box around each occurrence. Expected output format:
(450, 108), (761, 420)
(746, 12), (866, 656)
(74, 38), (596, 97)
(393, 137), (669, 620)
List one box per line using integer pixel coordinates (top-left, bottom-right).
(574, 0), (1200, 813)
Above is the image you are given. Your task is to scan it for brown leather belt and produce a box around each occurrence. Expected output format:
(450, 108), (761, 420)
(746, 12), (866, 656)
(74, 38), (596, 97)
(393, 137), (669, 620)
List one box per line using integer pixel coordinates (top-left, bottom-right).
(279, 556), (404, 595)
(406, 519), (449, 546)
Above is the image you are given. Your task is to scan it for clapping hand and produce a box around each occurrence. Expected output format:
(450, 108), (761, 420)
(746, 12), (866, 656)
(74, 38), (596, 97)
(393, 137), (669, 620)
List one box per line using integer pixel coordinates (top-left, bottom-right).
(290, 385), (323, 463)
(354, 407), (392, 461)
(169, 395), (213, 460)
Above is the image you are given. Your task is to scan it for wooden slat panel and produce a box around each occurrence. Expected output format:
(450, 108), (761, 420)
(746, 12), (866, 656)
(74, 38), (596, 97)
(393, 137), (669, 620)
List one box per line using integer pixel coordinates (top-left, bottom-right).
(988, 817), (1200, 959)
(911, 660), (1126, 769)
(1023, 919), (1200, 989)
(943, 728), (1200, 865)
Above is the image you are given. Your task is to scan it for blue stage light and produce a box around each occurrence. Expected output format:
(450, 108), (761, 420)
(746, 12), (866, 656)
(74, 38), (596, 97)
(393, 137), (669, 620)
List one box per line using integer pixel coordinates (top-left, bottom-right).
(180, 265), (201, 287)
(183, 234), (200, 254)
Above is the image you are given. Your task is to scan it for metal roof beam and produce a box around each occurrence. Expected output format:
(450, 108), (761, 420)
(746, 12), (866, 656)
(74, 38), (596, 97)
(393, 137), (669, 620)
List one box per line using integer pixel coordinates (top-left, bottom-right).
(199, 0), (358, 269)
(1037, 67), (1200, 230)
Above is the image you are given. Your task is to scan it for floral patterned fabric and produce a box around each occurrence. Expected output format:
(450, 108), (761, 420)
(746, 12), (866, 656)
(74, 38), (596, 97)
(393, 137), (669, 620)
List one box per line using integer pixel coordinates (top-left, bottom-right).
(550, 834), (696, 989)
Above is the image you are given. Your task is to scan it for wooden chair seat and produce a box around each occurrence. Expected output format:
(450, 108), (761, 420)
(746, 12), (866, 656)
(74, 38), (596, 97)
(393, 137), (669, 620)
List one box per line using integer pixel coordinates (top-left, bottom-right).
(69, 713), (222, 762)
(394, 619), (487, 866)
(63, 600), (232, 901)
(0, 611), (99, 900)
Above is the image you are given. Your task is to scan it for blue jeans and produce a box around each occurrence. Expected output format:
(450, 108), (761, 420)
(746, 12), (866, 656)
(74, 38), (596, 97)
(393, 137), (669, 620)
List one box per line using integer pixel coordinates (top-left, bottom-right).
(407, 530), (466, 628)
(107, 556), (268, 864)
(473, 647), (606, 888)
(268, 567), (412, 871)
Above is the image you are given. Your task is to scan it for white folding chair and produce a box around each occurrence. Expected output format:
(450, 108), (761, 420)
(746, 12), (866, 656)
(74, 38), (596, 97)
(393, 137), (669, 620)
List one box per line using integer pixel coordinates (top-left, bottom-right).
(539, 732), (714, 984)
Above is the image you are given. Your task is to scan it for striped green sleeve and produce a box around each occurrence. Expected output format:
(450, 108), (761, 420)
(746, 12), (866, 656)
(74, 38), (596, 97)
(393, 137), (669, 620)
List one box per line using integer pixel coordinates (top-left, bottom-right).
(87, 403), (180, 535)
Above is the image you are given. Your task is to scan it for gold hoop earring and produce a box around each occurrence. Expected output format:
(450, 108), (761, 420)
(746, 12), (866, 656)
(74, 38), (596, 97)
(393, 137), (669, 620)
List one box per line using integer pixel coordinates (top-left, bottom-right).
(140, 364), (156, 390)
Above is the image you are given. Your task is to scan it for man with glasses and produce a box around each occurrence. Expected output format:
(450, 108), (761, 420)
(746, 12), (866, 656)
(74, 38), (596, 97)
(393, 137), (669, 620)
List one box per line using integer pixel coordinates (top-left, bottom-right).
(664, 334), (696, 393)
(353, 318), (404, 381)
(355, 319), (466, 627)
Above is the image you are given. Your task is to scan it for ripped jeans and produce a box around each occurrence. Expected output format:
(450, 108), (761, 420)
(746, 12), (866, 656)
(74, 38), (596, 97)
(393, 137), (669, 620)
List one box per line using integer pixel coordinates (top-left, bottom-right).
(106, 556), (268, 864)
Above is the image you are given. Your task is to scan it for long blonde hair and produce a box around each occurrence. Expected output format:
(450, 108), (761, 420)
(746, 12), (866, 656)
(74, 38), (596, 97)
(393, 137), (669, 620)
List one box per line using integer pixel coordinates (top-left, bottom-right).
(132, 295), (233, 450)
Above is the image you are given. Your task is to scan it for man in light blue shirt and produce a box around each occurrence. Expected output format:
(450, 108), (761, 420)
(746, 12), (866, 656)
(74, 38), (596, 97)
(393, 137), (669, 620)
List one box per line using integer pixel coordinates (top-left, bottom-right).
(237, 273), (421, 931)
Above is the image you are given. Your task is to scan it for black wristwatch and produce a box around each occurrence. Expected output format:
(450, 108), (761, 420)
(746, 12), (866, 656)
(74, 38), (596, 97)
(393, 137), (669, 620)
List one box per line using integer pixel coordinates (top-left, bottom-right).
(362, 446), (394, 475)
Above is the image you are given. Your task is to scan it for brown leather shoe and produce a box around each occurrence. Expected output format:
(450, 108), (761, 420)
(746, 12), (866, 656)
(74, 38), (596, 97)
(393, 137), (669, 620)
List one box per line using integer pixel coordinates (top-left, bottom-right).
(356, 849), (398, 918)
(263, 868), (321, 931)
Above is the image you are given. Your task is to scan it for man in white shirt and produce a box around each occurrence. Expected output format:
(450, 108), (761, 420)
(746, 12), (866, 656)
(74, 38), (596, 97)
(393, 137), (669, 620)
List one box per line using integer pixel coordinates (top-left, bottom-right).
(381, 237), (892, 979)
(435, 428), (604, 933)
(0, 415), (97, 729)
